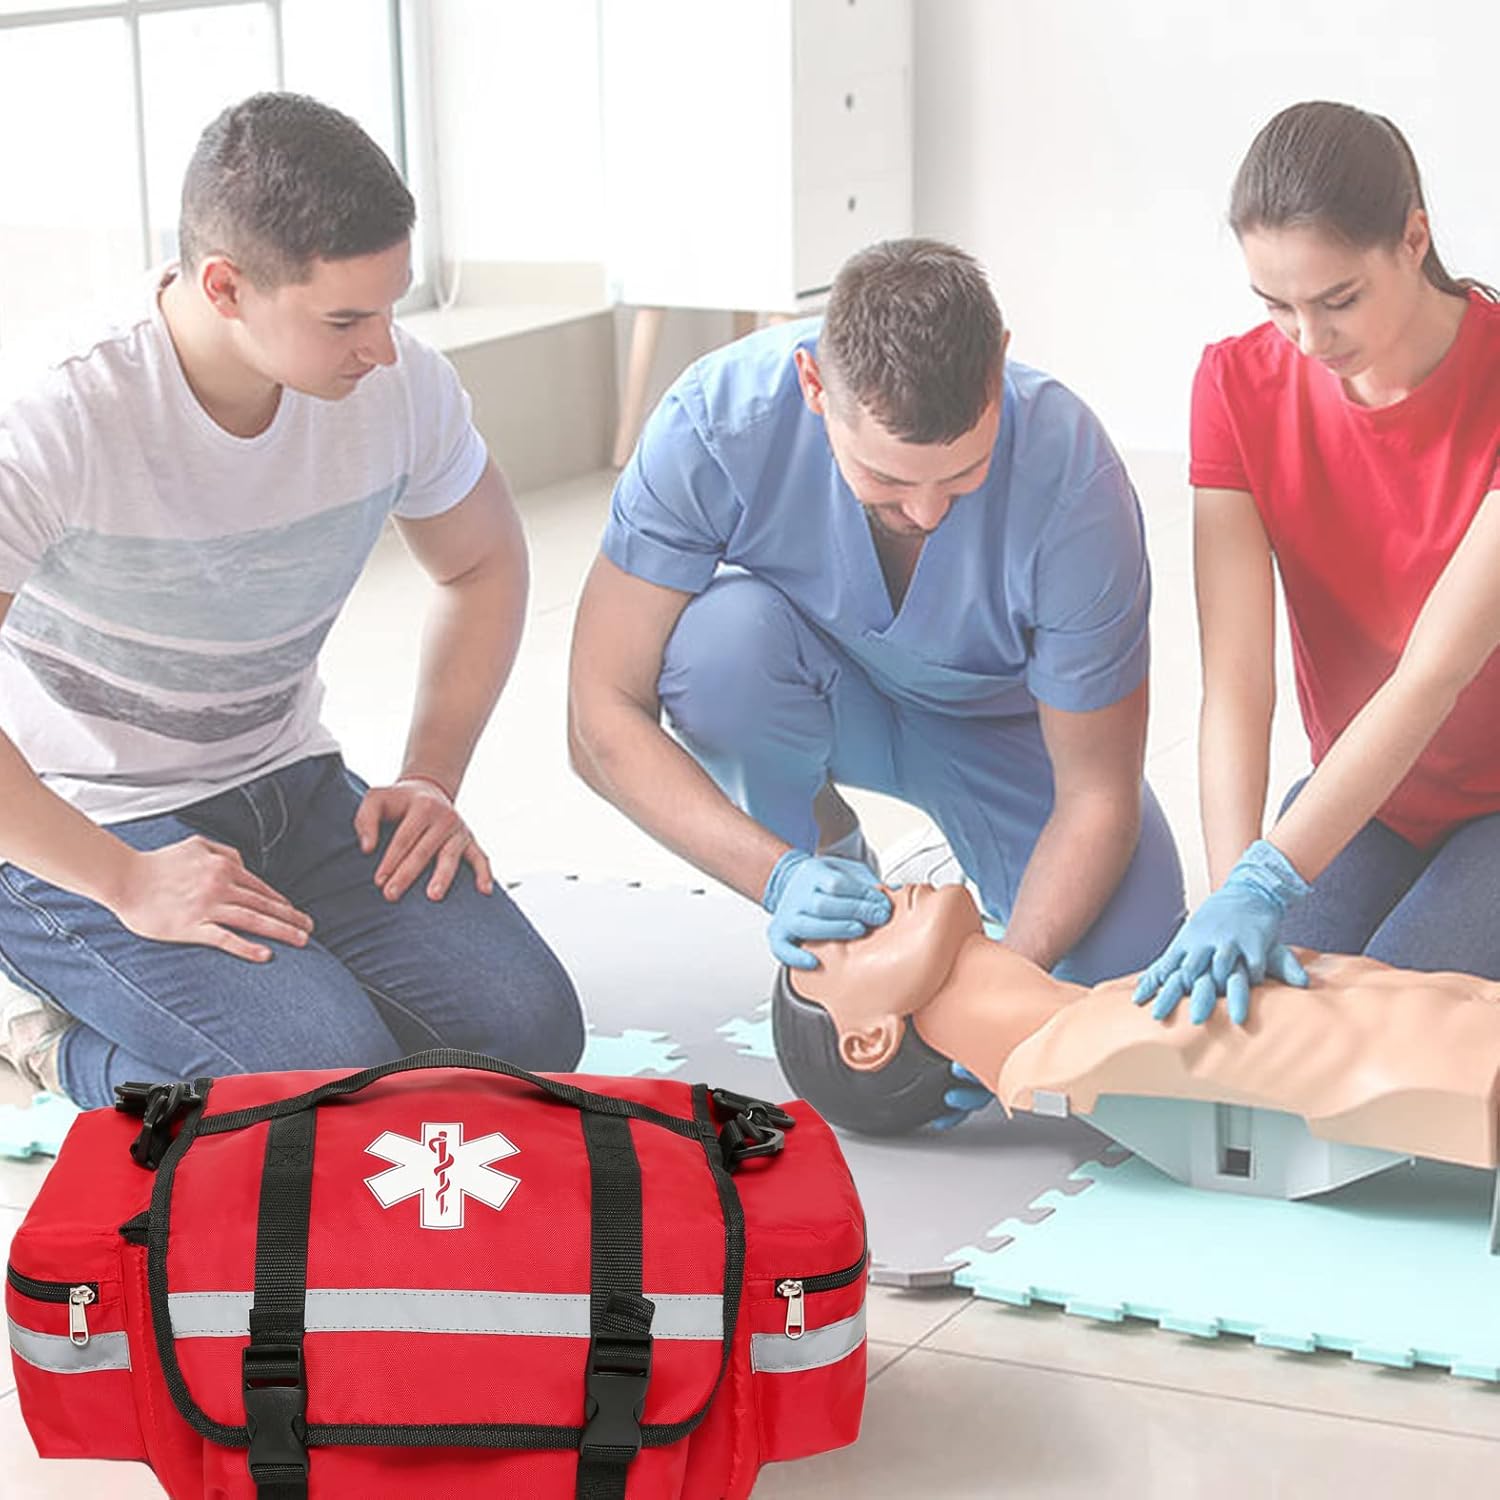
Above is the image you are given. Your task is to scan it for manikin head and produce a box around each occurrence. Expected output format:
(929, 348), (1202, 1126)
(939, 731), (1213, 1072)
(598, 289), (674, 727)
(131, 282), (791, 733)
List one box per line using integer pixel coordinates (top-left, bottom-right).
(177, 92), (416, 400)
(793, 883), (983, 1071)
(1229, 101), (1479, 386)
(794, 239), (1010, 537)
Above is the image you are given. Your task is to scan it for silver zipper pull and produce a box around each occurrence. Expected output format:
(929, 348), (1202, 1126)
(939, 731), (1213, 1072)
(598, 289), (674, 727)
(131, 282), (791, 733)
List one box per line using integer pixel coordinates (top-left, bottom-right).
(68, 1286), (95, 1347)
(776, 1279), (805, 1339)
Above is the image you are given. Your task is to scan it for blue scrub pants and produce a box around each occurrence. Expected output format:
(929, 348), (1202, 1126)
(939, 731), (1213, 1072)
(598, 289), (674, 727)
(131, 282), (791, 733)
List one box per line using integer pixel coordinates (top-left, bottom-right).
(661, 574), (1185, 985)
(1277, 776), (1500, 978)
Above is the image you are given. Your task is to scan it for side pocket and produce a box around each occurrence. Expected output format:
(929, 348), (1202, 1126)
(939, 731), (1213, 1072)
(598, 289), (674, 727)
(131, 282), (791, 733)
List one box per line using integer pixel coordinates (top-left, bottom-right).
(749, 1277), (867, 1464)
(6, 1250), (147, 1461)
(678, 1310), (760, 1500)
(119, 1230), (210, 1499)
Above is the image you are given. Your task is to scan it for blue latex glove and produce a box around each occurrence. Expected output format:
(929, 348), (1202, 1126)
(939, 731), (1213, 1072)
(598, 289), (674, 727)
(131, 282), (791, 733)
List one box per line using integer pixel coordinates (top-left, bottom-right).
(929, 1063), (995, 1131)
(1133, 839), (1312, 1025)
(762, 850), (891, 970)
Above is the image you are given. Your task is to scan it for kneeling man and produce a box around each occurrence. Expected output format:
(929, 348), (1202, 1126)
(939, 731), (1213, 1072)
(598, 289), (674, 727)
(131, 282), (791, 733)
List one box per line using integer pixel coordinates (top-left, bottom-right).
(569, 239), (1183, 1122)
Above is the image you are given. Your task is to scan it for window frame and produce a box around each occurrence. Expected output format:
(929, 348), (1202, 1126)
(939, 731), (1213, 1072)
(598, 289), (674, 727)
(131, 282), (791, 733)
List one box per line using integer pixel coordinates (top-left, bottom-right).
(0, 0), (437, 311)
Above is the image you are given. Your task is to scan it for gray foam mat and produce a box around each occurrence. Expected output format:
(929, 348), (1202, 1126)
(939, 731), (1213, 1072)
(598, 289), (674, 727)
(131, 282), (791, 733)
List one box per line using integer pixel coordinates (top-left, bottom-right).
(508, 873), (1109, 1286)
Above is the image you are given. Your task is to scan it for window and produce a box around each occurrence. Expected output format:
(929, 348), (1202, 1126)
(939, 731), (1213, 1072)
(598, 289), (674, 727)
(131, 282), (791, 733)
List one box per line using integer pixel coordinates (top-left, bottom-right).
(0, 0), (432, 351)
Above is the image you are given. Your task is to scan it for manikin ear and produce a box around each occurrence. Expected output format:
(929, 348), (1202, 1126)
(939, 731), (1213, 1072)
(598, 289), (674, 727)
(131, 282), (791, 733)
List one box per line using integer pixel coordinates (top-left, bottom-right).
(837, 1017), (904, 1072)
(794, 347), (829, 416)
(198, 255), (248, 321)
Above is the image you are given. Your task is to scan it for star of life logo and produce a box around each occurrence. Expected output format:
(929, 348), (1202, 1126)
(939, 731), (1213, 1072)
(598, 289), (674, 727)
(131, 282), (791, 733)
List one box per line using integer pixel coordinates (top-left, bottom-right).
(363, 1121), (520, 1230)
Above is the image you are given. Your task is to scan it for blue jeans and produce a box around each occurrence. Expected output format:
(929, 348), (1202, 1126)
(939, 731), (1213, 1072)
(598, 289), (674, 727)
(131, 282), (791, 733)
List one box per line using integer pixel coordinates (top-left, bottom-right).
(0, 754), (584, 1107)
(1277, 775), (1500, 979)
(660, 574), (1186, 985)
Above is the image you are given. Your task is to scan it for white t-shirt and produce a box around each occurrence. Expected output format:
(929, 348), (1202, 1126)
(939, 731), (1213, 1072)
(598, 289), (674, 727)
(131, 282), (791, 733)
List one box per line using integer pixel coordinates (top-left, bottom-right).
(0, 274), (488, 824)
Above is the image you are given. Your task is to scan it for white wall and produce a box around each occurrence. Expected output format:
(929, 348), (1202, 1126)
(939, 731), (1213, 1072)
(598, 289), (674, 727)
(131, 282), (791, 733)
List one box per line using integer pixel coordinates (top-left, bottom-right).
(429, 0), (604, 266)
(913, 0), (1498, 454)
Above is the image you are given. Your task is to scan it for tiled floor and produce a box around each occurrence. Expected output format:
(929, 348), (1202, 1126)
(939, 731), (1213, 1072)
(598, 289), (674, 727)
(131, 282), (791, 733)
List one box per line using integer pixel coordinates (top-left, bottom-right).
(7, 457), (1494, 1498)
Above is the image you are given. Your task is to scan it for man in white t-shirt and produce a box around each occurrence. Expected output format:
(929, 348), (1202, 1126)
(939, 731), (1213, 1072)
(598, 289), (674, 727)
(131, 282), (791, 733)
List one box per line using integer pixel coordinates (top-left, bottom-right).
(0, 93), (582, 1106)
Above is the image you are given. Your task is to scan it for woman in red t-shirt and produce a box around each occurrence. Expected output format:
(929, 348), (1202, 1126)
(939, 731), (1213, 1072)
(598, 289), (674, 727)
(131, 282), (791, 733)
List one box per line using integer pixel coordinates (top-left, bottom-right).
(1135, 101), (1500, 1025)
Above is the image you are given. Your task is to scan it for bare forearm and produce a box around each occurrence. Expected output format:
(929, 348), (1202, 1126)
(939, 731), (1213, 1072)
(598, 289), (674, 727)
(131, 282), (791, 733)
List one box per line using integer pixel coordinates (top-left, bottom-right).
(1003, 794), (1142, 972)
(1198, 687), (1274, 888)
(401, 562), (527, 796)
(1271, 667), (1458, 882)
(569, 697), (788, 903)
(0, 731), (134, 906)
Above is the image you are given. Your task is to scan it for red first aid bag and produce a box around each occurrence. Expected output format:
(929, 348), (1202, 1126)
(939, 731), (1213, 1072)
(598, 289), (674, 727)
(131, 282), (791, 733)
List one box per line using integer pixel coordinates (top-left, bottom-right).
(5, 1049), (868, 1498)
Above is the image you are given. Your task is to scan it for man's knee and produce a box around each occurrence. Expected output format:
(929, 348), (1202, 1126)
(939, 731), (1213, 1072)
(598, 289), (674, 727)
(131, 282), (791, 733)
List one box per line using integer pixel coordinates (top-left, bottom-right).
(449, 934), (585, 1072)
(194, 990), (400, 1078)
(660, 575), (821, 751)
(771, 967), (951, 1136)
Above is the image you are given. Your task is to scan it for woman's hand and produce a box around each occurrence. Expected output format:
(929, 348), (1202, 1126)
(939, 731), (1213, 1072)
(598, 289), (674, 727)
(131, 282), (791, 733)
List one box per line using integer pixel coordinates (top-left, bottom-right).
(1132, 840), (1310, 1024)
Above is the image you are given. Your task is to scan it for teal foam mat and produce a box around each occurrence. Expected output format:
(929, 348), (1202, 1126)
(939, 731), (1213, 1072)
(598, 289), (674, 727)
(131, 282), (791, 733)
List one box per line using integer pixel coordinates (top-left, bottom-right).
(950, 1154), (1500, 1380)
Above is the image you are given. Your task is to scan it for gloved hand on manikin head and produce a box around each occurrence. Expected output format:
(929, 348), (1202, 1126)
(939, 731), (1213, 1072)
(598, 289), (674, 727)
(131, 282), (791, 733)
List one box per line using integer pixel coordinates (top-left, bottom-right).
(773, 881), (1500, 1172)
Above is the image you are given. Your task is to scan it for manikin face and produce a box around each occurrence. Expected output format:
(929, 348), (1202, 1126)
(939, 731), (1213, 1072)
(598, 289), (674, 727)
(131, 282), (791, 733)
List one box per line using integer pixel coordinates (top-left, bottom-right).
(201, 238), (412, 400)
(795, 348), (1005, 538)
(1239, 214), (1432, 384)
(794, 883), (983, 1070)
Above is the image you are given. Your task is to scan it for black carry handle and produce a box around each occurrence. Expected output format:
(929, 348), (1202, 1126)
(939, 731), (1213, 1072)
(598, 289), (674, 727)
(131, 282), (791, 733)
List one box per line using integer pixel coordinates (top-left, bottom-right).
(198, 1048), (708, 1140)
(140, 1047), (754, 1489)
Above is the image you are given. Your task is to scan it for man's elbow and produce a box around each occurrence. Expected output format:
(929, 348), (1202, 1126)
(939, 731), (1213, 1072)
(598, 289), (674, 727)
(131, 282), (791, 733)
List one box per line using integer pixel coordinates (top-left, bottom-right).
(1055, 782), (1142, 852)
(567, 683), (638, 792)
(566, 694), (601, 784)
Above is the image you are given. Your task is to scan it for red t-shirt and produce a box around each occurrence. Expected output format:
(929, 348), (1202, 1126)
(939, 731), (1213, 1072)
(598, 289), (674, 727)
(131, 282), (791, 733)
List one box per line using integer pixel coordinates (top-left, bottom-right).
(1191, 292), (1500, 848)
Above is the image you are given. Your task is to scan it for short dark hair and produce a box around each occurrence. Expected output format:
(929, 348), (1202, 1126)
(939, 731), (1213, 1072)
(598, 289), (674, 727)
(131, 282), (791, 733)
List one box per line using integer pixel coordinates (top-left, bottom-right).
(818, 239), (1006, 444)
(178, 92), (416, 287)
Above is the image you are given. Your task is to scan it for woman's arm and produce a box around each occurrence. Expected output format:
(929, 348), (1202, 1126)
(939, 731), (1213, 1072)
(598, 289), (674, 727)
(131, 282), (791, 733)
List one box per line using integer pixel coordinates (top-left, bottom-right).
(1195, 487), (1278, 888)
(1270, 490), (1500, 880)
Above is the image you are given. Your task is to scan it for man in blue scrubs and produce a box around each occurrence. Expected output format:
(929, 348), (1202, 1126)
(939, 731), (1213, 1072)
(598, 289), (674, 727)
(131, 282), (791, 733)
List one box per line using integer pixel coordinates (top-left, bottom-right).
(570, 240), (1184, 1124)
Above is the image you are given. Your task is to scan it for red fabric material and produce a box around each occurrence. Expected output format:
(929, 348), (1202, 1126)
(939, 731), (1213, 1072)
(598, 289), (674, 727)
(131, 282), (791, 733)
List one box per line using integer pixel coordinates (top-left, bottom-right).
(1190, 292), (1500, 847)
(7, 1067), (866, 1498)
(6, 1269), (145, 1461)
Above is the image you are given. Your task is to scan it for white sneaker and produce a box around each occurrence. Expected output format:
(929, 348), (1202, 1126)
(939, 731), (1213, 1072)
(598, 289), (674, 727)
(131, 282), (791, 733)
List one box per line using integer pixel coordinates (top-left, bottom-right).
(881, 818), (1000, 931)
(816, 822), (883, 880)
(0, 978), (72, 1095)
(881, 818), (966, 889)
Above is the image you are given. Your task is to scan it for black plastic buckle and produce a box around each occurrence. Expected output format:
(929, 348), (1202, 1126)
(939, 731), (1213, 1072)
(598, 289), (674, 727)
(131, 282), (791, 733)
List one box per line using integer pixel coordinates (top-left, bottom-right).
(717, 1110), (787, 1172)
(116, 1080), (202, 1171)
(580, 1334), (652, 1462)
(709, 1087), (796, 1132)
(243, 1343), (309, 1477)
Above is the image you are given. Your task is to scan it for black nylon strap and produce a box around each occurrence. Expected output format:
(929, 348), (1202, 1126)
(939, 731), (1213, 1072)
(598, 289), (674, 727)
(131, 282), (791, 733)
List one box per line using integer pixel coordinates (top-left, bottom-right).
(244, 1108), (317, 1499)
(145, 1073), (746, 1456)
(200, 1048), (702, 1141)
(577, 1112), (652, 1500)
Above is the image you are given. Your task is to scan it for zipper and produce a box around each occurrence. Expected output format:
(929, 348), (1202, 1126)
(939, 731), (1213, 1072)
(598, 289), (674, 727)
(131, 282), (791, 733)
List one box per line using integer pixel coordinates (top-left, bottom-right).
(6, 1265), (99, 1346)
(775, 1246), (868, 1339)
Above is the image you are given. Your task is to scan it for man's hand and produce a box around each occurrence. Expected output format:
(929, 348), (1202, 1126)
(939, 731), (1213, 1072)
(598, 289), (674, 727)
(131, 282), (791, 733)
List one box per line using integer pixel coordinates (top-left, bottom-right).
(763, 850), (891, 970)
(109, 836), (314, 963)
(354, 776), (494, 902)
(929, 1063), (996, 1131)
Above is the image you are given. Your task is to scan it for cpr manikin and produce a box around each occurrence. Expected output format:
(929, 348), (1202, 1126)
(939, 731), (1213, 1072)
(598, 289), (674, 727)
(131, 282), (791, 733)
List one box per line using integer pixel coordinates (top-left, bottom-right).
(778, 884), (1500, 1211)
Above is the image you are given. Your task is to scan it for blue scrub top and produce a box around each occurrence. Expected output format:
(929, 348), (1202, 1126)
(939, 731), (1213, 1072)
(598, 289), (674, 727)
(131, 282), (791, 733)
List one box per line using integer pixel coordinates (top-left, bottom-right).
(602, 320), (1149, 721)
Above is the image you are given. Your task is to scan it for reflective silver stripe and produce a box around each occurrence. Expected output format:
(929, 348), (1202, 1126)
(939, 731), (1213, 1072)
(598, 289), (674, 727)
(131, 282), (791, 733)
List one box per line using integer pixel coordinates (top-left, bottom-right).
(7, 1318), (131, 1375)
(168, 1289), (724, 1341)
(750, 1306), (866, 1375)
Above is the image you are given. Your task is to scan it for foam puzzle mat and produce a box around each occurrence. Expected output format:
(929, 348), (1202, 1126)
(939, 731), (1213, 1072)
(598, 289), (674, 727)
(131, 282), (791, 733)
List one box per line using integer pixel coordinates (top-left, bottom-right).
(950, 1152), (1500, 1381)
(508, 872), (1110, 1287)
